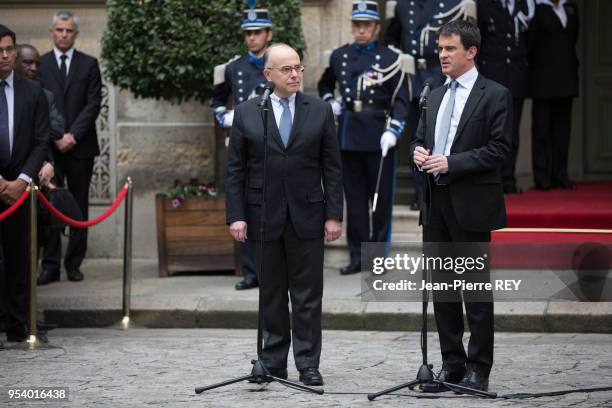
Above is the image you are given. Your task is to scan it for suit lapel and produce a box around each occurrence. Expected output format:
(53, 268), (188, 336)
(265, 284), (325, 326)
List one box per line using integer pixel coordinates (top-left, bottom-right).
(426, 87), (445, 149)
(286, 92), (308, 150)
(12, 75), (24, 161)
(265, 101), (286, 150)
(452, 75), (486, 146)
(45, 52), (64, 90)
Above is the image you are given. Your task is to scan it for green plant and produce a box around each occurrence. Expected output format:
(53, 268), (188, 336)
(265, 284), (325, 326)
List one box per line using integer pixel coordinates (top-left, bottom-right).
(102, 0), (305, 104)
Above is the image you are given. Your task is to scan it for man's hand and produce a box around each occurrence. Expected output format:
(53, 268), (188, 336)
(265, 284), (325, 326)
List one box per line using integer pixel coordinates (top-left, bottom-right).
(54, 133), (77, 153)
(413, 146), (430, 167)
(0, 179), (28, 205)
(324, 219), (342, 242)
(38, 162), (55, 188)
(222, 110), (234, 128)
(422, 154), (449, 174)
(380, 131), (397, 157)
(229, 221), (248, 242)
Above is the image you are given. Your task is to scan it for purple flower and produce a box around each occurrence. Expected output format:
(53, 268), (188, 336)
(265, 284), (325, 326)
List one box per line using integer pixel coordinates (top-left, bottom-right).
(171, 196), (183, 208)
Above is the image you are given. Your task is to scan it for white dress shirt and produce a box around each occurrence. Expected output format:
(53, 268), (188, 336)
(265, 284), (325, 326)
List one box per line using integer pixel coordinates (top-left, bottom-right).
(270, 92), (296, 129)
(536, 0), (568, 28)
(53, 47), (75, 75)
(1, 71), (32, 183)
(434, 66), (479, 156)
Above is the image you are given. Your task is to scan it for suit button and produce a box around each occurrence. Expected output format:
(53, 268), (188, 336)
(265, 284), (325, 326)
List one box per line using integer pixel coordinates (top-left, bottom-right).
(506, 46), (511, 52)
(506, 58), (511, 64)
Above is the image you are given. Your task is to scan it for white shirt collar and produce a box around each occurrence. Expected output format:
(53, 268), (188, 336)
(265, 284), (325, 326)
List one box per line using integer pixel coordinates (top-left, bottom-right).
(444, 65), (478, 90)
(54, 47), (75, 61)
(2, 70), (14, 88)
(270, 92), (296, 105)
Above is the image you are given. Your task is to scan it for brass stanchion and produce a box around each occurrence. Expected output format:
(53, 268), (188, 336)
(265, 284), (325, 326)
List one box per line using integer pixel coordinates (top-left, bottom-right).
(9, 184), (57, 350)
(115, 177), (137, 330)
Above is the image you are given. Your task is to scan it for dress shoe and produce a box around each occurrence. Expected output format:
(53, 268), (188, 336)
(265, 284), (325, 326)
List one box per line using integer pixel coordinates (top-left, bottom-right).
(420, 366), (466, 393)
(235, 277), (259, 290)
(456, 369), (489, 393)
(67, 268), (84, 282)
(299, 367), (323, 386)
(339, 262), (361, 275)
(410, 202), (420, 211)
(503, 185), (522, 194)
(554, 179), (576, 190)
(37, 269), (60, 286)
(248, 367), (287, 383)
(6, 324), (28, 342)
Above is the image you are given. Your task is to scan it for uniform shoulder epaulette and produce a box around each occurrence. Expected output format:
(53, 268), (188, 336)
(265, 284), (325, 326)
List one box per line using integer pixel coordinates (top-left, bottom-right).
(461, 0), (477, 21)
(387, 45), (415, 75)
(385, 1), (397, 19)
(213, 55), (241, 86)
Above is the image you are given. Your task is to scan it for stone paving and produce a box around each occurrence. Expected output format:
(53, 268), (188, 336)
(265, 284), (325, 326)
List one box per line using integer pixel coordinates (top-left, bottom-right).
(2, 328), (612, 407)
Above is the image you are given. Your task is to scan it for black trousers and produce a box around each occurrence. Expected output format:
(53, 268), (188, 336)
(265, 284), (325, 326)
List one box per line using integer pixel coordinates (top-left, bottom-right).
(0, 203), (29, 331)
(532, 97), (573, 189)
(342, 149), (396, 265)
(424, 184), (494, 377)
(240, 240), (257, 281)
(42, 155), (93, 273)
(501, 98), (524, 191)
(254, 218), (324, 370)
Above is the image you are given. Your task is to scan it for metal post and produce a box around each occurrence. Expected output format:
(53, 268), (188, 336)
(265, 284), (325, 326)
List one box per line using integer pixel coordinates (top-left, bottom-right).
(27, 184), (38, 345)
(120, 177), (134, 329)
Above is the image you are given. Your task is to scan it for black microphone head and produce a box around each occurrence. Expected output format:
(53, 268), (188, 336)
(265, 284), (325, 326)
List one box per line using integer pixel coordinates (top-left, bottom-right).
(423, 78), (433, 88)
(264, 81), (275, 92)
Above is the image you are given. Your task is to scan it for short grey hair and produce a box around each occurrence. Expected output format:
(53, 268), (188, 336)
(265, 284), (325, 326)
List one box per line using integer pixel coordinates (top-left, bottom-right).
(52, 10), (79, 31)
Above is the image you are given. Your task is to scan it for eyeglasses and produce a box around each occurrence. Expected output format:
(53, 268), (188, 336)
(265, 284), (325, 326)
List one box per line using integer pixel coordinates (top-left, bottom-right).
(266, 65), (305, 75)
(0, 46), (16, 55)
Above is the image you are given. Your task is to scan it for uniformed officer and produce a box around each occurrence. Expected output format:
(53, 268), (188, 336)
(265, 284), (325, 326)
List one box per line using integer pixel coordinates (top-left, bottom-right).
(384, 0), (476, 208)
(210, 4), (272, 290)
(318, 1), (410, 275)
(477, 0), (534, 194)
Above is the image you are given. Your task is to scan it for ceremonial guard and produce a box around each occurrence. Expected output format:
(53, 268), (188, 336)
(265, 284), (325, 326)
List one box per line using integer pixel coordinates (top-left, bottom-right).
(210, 2), (272, 290)
(318, 1), (410, 275)
(384, 0), (476, 208)
(477, 0), (534, 194)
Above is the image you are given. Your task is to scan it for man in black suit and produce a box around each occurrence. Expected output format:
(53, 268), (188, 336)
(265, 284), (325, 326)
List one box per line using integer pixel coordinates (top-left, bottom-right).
(411, 20), (512, 392)
(39, 10), (102, 284)
(0, 25), (49, 342)
(528, 0), (579, 190)
(226, 44), (343, 386)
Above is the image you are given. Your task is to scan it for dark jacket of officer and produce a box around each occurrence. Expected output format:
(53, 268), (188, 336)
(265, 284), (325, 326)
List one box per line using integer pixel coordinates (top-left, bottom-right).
(317, 43), (409, 152)
(210, 55), (267, 109)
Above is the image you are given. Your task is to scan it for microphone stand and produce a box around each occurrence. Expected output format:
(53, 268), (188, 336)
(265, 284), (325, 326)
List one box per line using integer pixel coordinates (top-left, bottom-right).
(367, 92), (497, 401)
(195, 95), (323, 396)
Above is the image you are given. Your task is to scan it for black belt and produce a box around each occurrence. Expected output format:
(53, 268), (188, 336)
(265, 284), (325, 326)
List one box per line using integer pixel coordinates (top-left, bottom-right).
(345, 100), (390, 113)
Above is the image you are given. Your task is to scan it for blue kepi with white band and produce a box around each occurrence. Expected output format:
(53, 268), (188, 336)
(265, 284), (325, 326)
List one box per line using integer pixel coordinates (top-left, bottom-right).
(241, 0), (272, 30)
(351, 0), (380, 21)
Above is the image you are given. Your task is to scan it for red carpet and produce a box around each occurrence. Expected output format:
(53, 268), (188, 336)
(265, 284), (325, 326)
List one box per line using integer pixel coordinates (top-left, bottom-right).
(491, 181), (612, 269)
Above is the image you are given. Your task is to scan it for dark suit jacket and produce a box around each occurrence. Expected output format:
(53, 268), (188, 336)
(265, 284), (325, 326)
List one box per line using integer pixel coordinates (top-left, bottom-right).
(0, 73), (49, 181)
(226, 92), (343, 241)
(39, 49), (102, 158)
(410, 74), (512, 232)
(528, 1), (579, 98)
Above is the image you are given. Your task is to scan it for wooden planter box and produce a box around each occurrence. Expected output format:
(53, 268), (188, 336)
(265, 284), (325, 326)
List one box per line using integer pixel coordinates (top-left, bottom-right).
(155, 194), (240, 277)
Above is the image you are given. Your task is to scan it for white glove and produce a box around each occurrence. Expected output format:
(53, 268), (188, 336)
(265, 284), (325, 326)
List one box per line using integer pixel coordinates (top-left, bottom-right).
(380, 131), (397, 157)
(330, 96), (343, 116)
(222, 109), (234, 128)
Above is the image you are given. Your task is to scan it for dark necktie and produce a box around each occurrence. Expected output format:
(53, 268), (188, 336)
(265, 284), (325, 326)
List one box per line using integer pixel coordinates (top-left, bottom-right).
(0, 80), (10, 167)
(278, 98), (292, 146)
(60, 54), (68, 87)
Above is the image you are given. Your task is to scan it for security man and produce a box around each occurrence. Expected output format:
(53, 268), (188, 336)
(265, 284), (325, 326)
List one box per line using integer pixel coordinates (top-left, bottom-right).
(210, 4), (272, 290)
(477, 0), (534, 194)
(318, 1), (410, 275)
(384, 0), (477, 208)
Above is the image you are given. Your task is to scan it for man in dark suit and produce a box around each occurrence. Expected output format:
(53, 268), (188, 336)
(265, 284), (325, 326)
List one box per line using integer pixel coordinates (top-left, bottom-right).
(0, 25), (49, 342)
(528, 0), (579, 190)
(226, 44), (343, 386)
(39, 10), (102, 284)
(410, 20), (512, 392)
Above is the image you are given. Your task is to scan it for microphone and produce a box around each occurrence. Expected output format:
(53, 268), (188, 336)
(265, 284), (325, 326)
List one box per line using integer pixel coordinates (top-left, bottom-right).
(419, 78), (433, 108)
(258, 81), (275, 107)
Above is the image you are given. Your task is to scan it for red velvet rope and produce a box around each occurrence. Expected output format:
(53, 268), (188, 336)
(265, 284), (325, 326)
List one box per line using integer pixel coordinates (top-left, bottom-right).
(39, 186), (129, 228)
(0, 190), (30, 222)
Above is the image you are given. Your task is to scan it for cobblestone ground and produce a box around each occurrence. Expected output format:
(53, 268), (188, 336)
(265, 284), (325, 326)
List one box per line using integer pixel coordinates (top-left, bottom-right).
(1, 329), (611, 407)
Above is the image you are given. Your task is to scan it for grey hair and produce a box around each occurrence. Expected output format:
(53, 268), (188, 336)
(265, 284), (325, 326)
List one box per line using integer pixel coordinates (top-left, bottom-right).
(52, 10), (79, 31)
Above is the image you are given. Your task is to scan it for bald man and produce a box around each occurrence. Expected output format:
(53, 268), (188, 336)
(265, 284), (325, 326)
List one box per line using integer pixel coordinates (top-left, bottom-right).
(226, 44), (343, 386)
